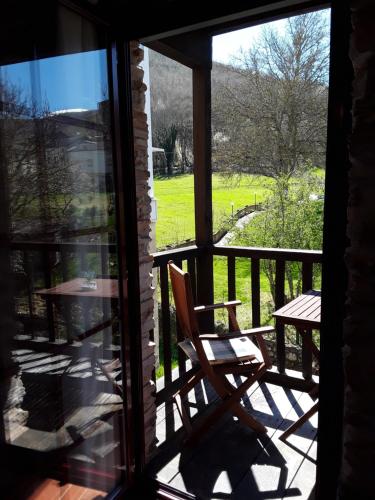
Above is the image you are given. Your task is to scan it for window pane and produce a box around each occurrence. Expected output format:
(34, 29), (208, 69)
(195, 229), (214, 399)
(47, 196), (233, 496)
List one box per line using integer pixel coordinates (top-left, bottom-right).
(0, 13), (126, 498)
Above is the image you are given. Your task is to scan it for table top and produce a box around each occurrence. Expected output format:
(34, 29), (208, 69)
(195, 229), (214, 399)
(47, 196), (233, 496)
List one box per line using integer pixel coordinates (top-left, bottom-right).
(36, 278), (119, 299)
(272, 289), (321, 330)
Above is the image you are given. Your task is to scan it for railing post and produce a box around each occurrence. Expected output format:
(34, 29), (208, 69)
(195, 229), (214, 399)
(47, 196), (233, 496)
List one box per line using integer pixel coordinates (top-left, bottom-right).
(187, 256), (197, 305)
(23, 250), (35, 338)
(227, 256), (236, 326)
(42, 248), (56, 342)
(302, 261), (314, 381)
(275, 260), (286, 374)
(160, 264), (172, 385)
(251, 258), (261, 328)
(193, 43), (214, 331)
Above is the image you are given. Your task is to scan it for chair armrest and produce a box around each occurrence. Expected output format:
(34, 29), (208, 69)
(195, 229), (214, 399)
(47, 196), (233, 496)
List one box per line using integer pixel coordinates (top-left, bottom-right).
(199, 326), (274, 340)
(194, 300), (241, 313)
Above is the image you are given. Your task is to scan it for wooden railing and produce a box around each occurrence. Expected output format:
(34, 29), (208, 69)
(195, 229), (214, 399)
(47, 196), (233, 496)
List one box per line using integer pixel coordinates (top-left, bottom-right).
(153, 246), (202, 395)
(152, 244), (322, 402)
(10, 241), (117, 344)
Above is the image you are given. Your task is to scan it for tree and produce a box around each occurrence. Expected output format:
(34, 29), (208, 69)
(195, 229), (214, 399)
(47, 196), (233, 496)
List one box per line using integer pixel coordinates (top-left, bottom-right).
(176, 119), (193, 173)
(152, 115), (178, 176)
(212, 12), (330, 183)
(231, 172), (324, 304)
(0, 78), (77, 238)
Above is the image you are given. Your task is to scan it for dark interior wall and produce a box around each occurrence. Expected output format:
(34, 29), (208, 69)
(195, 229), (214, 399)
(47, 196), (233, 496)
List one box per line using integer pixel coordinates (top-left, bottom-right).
(2, 0), (375, 497)
(339, 1), (375, 498)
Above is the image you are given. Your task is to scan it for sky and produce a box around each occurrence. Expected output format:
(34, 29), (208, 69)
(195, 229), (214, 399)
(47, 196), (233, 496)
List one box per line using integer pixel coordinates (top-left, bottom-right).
(212, 18), (286, 64)
(0, 50), (108, 113)
(0, 10), (330, 112)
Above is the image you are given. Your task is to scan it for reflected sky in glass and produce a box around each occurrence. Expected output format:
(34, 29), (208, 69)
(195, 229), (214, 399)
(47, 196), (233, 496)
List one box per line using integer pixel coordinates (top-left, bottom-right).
(0, 50), (108, 112)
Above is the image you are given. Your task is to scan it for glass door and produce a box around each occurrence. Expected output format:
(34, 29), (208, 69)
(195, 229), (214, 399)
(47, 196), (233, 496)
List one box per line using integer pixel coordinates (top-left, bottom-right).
(0, 4), (130, 498)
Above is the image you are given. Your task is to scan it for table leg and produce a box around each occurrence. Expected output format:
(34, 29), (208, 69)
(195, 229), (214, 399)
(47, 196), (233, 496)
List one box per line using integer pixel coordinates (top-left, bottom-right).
(63, 297), (74, 343)
(45, 296), (56, 342)
(279, 401), (319, 441)
(301, 328), (313, 381)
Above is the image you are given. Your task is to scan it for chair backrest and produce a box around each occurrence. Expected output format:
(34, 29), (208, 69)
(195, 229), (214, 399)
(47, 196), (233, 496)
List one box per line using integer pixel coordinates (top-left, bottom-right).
(168, 261), (200, 342)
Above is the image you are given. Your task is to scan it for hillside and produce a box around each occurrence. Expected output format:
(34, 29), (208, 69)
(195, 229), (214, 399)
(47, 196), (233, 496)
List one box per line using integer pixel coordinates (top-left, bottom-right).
(149, 49), (240, 126)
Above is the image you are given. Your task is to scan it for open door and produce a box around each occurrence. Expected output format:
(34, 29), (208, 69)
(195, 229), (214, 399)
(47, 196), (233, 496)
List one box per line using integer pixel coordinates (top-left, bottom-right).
(0, 3), (138, 497)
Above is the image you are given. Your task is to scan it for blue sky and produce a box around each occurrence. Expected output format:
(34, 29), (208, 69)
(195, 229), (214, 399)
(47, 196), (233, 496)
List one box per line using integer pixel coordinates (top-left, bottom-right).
(0, 49), (108, 112)
(0, 10), (329, 112)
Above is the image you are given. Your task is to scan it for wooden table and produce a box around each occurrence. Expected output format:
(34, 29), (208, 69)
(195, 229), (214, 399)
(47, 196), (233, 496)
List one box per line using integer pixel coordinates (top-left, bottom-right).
(273, 289), (321, 440)
(37, 278), (120, 343)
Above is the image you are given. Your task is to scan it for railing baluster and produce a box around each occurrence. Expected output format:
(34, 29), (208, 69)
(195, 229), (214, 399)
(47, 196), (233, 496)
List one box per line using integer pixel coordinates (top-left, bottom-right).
(227, 256), (236, 326)
(275, 259), (286, 374)
(42, 249), (55, 342)
(23, 250), (35, 338)
(174, 258), (186, 376)
(302, 261), (313, 292)
(251, 258), (260, 328)
(102, 247), (112, 349)
(302, 261), (313, 381)
(227, 256), (236, 301)
(60, 249), (74, 343)
(160, 264), (172, 385)
(187, 257), (197, 305)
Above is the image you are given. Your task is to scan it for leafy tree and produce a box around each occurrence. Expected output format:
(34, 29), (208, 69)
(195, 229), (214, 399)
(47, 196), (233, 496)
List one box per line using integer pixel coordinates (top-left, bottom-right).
(213, 11), (330, 182)
(231, 171), (324, 303)
(153, 117), (178, 176)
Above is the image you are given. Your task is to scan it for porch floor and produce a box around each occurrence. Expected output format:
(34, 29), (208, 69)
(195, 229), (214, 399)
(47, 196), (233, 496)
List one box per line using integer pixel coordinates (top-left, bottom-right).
(148, 372), (317, 500)
(2, 346), (124, 495)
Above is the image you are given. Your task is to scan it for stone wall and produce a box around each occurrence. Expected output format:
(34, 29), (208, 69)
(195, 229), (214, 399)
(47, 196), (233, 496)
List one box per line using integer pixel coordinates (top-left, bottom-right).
(130, 41), (156, 461)
(265, 339), (319, 375)
(339, 2), (375, 498)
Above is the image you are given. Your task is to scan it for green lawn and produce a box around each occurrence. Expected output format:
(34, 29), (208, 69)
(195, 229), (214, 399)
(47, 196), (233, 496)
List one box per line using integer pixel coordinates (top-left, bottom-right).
(153, 171), (324, 377)
(153, 173), (275, 377)
(154, 173), (273, 249)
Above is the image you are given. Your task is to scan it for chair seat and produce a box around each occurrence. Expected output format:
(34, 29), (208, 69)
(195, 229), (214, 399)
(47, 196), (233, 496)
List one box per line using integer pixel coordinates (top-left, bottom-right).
(179, 335), (264, 365)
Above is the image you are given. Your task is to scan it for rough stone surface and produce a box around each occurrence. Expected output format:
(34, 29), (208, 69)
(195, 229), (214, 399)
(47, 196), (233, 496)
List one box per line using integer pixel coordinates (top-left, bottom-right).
(339, 2), (375, 498)
(265, 339), (319, 375)
(130, 41), (156, 461)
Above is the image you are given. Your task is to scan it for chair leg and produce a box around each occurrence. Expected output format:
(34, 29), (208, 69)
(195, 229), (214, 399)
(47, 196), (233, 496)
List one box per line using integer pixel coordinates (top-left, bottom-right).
(279, 402), (319, 441)
(186, 369), (266, 445)
(218, 374), (267, 434)
(173, 369), (204, 434)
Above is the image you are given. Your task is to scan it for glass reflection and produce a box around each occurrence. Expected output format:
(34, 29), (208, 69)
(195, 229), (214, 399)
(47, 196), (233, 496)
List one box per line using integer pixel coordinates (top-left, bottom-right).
(0, 47), (124, 497)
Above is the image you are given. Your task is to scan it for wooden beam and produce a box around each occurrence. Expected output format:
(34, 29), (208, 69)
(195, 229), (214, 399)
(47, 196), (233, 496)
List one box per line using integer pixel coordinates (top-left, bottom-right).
(192, 37), (214, 330)
(145, 32), (212, 69)
(133, 0), (329, 42)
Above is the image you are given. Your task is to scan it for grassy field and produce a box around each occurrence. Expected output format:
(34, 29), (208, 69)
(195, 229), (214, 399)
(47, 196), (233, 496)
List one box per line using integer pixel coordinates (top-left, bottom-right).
(153, 171), (324, 377)
(153, 173), (275, 377)
(154, 173), (273, 249)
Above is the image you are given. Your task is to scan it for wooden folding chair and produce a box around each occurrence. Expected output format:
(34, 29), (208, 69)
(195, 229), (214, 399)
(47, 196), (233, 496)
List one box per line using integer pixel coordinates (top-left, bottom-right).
(168, 260), (275, 443)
